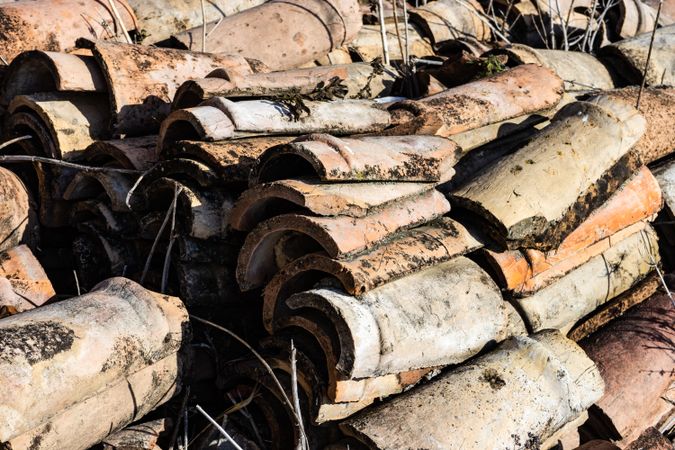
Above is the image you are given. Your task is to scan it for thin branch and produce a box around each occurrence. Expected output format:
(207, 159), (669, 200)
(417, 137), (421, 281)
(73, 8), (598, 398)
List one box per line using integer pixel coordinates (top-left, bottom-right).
(188, 388), (260, 447)
(501, 0), (517, 36)
(1, 155), (139, 175)
(548, 0), (557, 49)
(411, 57), (444, 65)
(183, 407), (189, 450)
(207, 16), (225, 38)
(589, 0), (618, 53)
(0, 137), (142, 174)
(637, 0), (663, 110)
(535, 2), (551, 48)
(125, 169), (150, 208)
(73, 270), (81, 296)
(581, 0), (599, 52)
(640, 229), (674, 308)
(0, 154), (142, 174)
(455, 0), (512, 43)
(161, 184), (179, 293)
(169, 387), (191, 450)
(93, 9), (118, 40)
(564, 0), (577, 36)
(563, 79), (605, 89)
(567, 29), (587, 47)
(554, 0), (569, 50)
(140, 186), (181, 284)
(402, 0), (410, 65)
(530, 13), (551, 48)
(190, 315), (309, 447)
(376, 0), (391, 65)
(194, 405), (243, 450)
(226, 391), (264, 449)
(0, 135), (31, 151)
(391, 0), (405, 61)
(291, 340), (308, 450)
(107, 0), (133, 44)
(200, 0), (207, 53)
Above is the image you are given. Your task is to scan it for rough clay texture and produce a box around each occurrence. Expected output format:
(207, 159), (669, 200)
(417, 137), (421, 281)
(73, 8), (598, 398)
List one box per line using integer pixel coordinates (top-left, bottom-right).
(452, 100), (645, 251)
(0, 277), (188, 442)
(344, 330), (604, 450)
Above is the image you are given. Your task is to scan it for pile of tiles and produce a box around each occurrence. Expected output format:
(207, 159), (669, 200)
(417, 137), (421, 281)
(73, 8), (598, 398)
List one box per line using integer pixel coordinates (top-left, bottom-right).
(0, 0), (673, 450)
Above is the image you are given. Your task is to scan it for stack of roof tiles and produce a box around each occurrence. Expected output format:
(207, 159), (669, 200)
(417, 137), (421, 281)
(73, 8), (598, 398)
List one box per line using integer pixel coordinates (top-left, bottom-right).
(0, 0), (672, 449)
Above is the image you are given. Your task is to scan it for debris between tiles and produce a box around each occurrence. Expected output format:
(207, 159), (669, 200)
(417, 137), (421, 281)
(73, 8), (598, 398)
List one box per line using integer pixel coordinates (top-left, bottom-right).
(0, 0), (673, 449)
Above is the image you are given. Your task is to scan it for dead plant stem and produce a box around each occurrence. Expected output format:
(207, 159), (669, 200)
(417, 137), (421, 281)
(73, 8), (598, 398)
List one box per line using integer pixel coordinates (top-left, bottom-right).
(376, 0), (391, 65)
(140, 186), (180, 284)
(392, 0), (406, 61)
(636, 0), (663, 110)
(190, 315), (309, 448)
(195, 405), (243, 450)
(201, 0), (207, 52)
(106, 0), (132, 44)
(291, 340), (307, 450)
(161, 184), (179, 293)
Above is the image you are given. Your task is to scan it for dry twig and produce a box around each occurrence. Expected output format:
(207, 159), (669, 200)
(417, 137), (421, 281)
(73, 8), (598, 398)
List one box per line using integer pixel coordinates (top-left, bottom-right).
(456, 0), (512, 43)
(227, 392), (264, 448)
(208, 16), (225, 38)
(188, 388), (261, 447)
(640, 229), (675, 308)
(73, 270), (81, 296)
(183, 408), (189, 450)
(581, 0), (598, 52)
(0, 153), (141, 174)
(402, 0), (410, 65)
(169, 387), (191, 450)
(590, 0), (619, 51)
(637, 0), (663, 110)
(554, 0), (569, 50)
(140, 185), (181, 284)
(391, 0), (406, 61)
(376, 0), (391, 65)
(291, 340), (308, 450)
(548, 1), (557, 49)
(0, 136), (142, 174)
(201, 0), (207, 52)
(191, 316), (310, 448)
(161, 184), (180, 293)
(106, 0), (133, 44)
(501, 0), (517, 36)
(195, 405), (244, 450)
